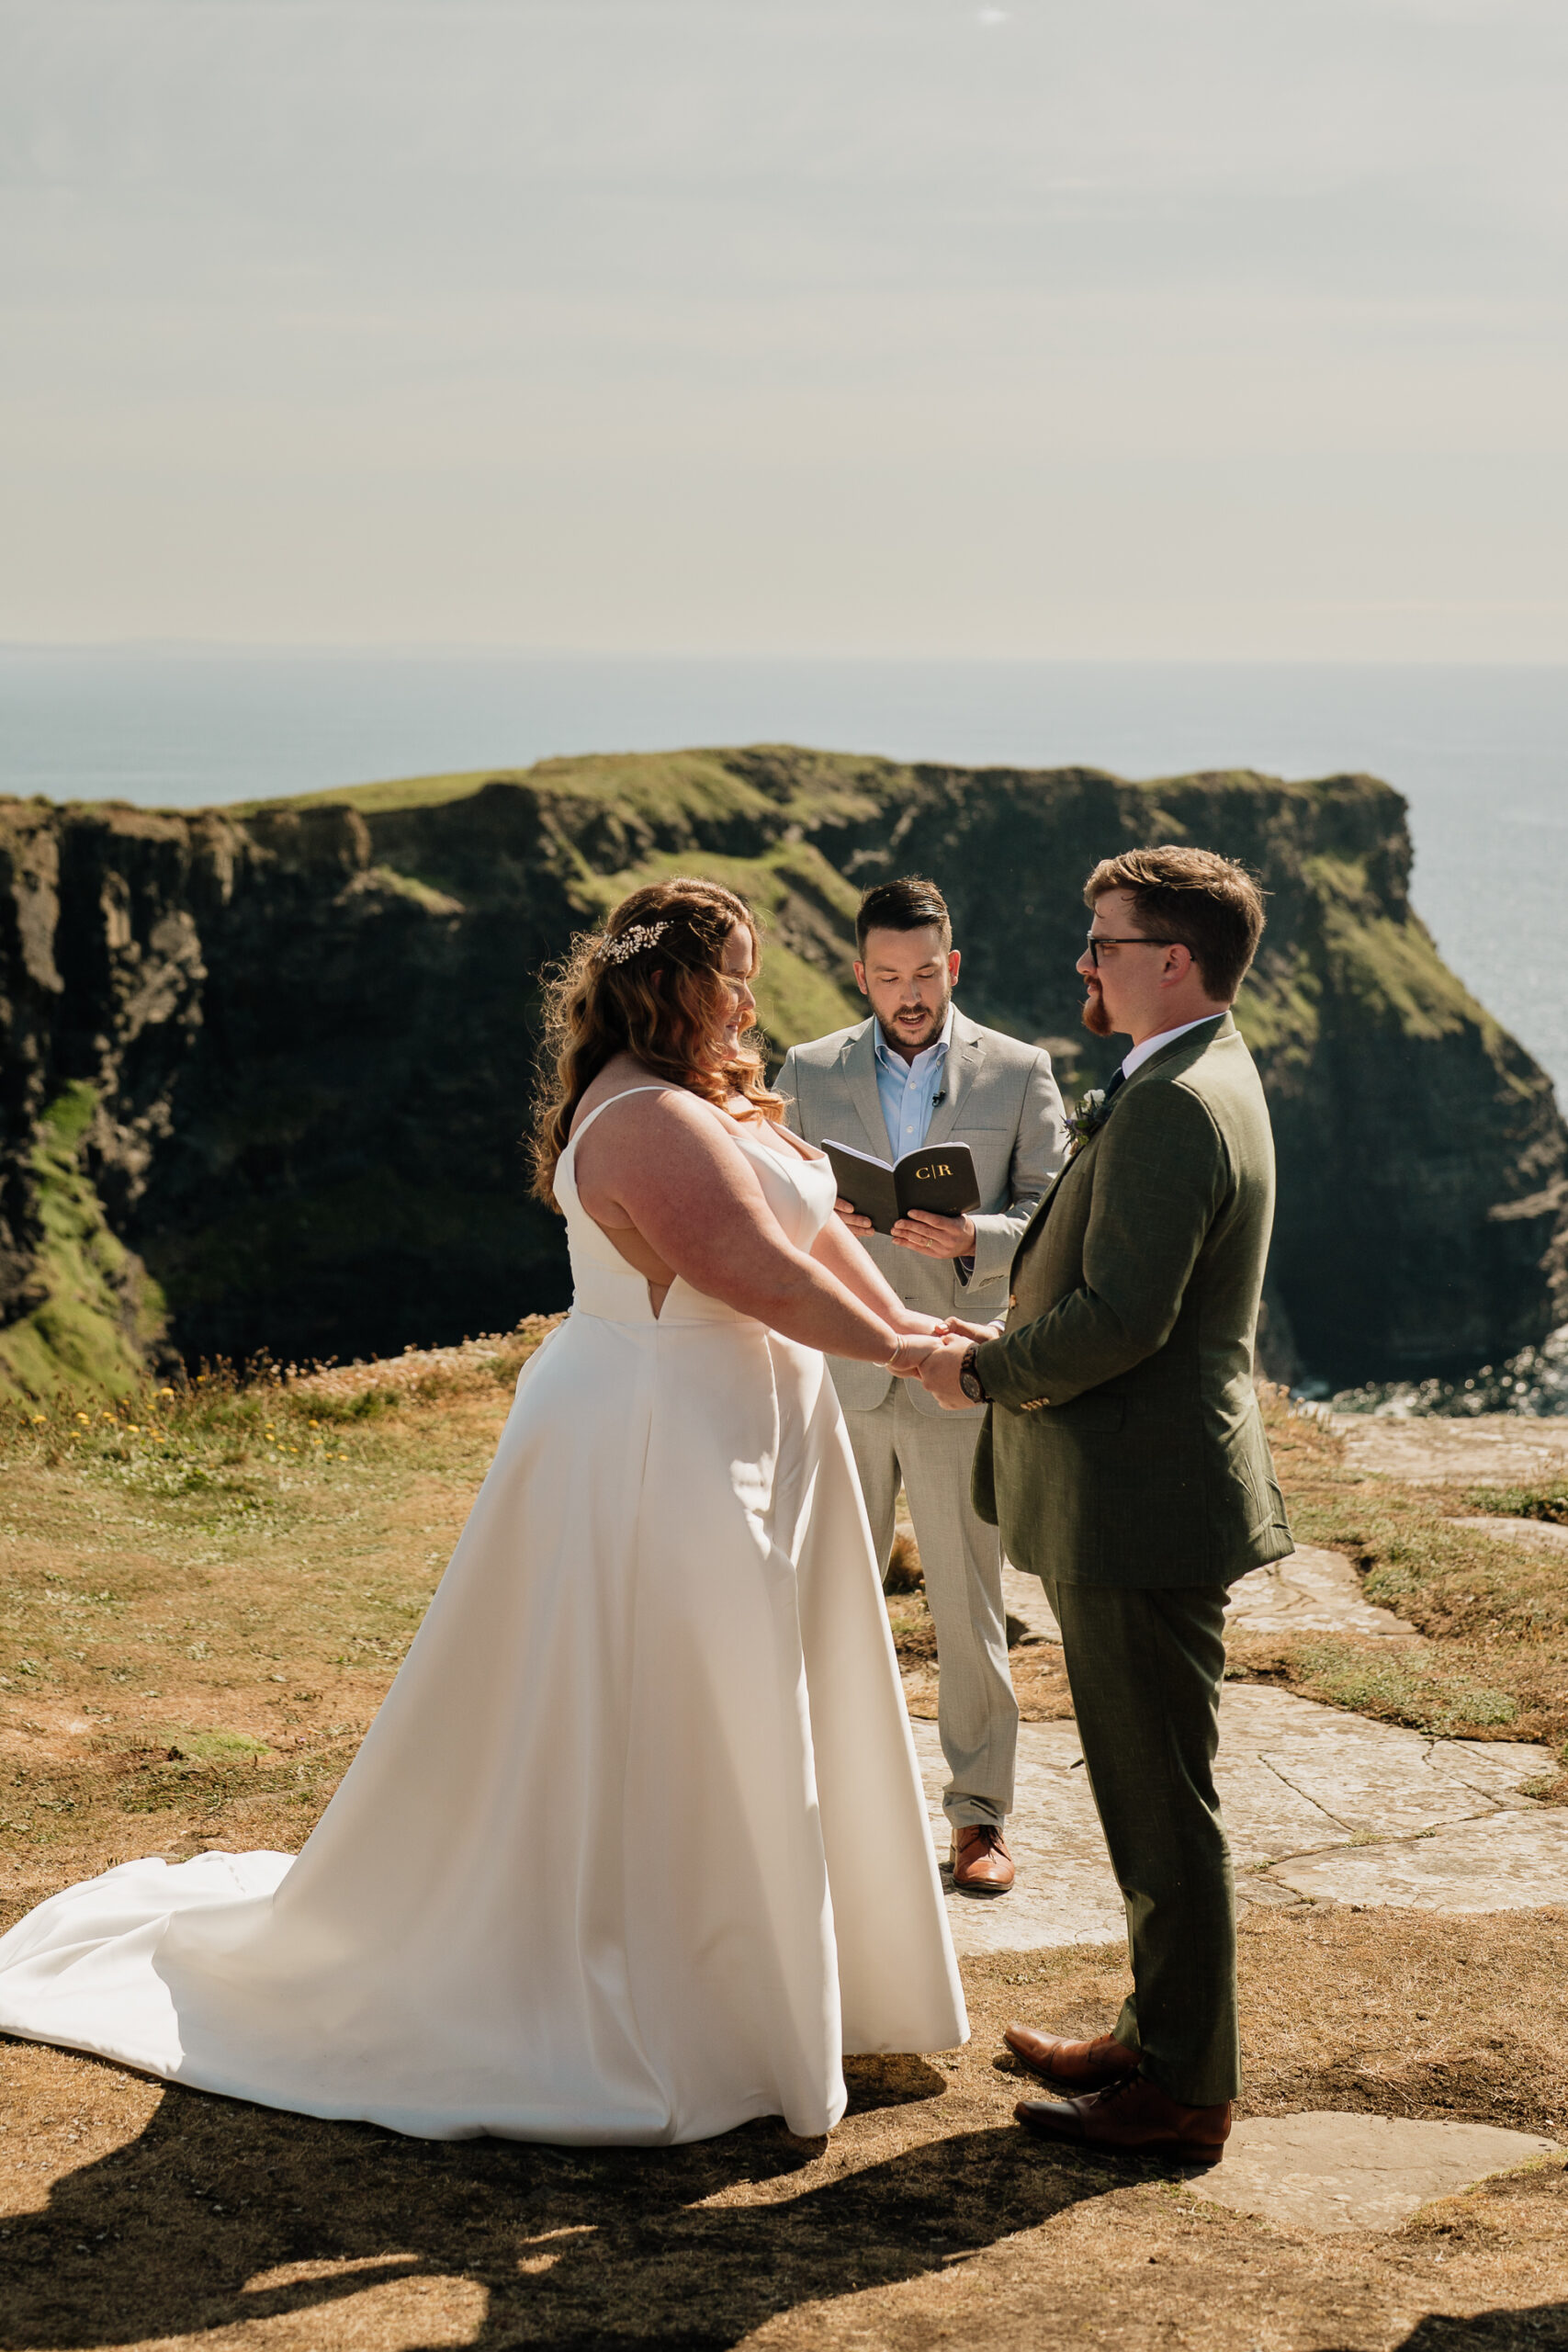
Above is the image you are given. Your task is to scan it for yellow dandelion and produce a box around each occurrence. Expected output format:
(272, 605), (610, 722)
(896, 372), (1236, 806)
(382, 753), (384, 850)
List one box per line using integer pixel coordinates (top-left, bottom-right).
(75, 1411), (90, 1424)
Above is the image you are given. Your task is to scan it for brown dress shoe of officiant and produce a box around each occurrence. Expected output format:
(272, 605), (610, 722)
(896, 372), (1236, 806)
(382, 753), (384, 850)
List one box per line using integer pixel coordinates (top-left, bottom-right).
(950, 1825), (1014, 1895)
(1004, 2023), (1142, 2092)
(1014, 2075), (1232, 2168)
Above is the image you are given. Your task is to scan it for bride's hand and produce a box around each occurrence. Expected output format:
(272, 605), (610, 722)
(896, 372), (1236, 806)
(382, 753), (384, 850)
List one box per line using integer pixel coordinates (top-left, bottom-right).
(883, 1334), (941, 1376)
(942, 1317), (1003, 1343)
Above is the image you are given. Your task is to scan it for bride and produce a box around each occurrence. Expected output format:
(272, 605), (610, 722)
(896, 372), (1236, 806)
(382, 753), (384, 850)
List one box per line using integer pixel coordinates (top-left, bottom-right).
(0, 876), (968, 2143)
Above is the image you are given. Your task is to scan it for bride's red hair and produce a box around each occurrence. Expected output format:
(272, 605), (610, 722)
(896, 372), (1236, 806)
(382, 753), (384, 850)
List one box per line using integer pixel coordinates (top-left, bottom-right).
(529, 876), (783, 1208)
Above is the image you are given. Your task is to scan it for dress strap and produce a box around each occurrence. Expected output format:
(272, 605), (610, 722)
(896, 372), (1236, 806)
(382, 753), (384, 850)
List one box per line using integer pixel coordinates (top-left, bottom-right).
(565, 1085), (681, 1153)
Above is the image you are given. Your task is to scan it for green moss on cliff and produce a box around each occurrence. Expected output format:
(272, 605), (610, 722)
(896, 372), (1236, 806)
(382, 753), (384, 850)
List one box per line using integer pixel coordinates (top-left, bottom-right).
(10, 745), (1561, 1392)
(574, 841), (864, 1062)
(0, 1083), (166, 1404)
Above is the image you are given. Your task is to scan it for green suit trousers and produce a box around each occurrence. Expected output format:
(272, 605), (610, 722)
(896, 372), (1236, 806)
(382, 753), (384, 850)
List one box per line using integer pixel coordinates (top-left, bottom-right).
(1042, 1575), (1241, 2108)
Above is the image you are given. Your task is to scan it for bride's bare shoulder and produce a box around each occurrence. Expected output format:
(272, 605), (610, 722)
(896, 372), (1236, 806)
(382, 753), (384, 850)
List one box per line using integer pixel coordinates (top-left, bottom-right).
(570, 1066), (726, 1148)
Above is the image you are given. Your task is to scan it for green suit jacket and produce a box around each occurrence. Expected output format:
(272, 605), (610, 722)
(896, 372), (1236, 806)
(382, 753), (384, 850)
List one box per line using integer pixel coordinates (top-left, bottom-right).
(972, 1012), (1292, 1589)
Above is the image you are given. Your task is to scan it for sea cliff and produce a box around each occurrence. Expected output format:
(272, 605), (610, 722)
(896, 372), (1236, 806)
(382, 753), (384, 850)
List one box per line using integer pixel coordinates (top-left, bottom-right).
(2, 750), (1562, 1396)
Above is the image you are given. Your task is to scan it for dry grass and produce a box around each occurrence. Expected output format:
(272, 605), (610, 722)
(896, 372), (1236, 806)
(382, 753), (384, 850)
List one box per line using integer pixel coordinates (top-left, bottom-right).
(3, 1917), (1567, 2350)
(1220, 1398), (1568, 1788)
(6, 1357), (1568, 2346)
(0, 1331), (552, 1900)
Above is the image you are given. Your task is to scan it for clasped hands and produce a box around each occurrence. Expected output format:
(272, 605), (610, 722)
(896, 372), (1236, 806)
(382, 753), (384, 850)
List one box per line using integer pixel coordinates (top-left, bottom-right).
(882, 1316), (1003, 1410)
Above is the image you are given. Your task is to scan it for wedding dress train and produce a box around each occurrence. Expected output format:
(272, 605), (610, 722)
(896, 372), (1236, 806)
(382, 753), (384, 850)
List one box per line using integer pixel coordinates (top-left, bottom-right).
(0, 1091), (966, 2142)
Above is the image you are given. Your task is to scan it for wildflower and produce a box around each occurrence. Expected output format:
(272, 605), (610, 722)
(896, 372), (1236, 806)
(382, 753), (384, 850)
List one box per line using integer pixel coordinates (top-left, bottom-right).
(75, 1411), (90, 1425)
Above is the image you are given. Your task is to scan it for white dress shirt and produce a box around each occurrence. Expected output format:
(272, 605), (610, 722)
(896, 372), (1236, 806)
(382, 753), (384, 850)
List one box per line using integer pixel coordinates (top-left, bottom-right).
(873, 1004), (955, 1159)
(1119, 1013), (1224, 1085)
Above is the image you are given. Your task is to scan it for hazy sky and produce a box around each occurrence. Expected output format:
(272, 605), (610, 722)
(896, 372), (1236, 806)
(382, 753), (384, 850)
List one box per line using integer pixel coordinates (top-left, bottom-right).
(3, 0), (1565, 657)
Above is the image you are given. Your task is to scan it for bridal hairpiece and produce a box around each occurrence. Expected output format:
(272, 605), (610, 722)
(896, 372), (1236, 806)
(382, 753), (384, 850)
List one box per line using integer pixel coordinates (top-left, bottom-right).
(596, 921), (669, 966)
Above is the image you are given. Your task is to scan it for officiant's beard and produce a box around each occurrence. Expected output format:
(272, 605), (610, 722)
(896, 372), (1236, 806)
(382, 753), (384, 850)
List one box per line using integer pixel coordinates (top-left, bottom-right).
(1080, 983), (1115, 1038)
(876, 983), (952, 1055)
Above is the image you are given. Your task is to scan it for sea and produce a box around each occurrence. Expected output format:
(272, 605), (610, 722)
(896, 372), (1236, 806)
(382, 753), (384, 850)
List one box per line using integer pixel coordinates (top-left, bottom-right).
(5, 646), (1567, 1409)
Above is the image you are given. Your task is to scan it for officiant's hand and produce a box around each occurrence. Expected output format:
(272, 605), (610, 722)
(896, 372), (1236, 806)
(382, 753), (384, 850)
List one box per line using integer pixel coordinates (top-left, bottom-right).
(917, 1336), (976, 1409)
(890, 1209), (976, 1258)
(834, 1196), (875, 1236)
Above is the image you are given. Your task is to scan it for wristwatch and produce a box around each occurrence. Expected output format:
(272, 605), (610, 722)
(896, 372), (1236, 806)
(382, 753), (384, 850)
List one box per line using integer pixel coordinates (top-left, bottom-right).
(958, 1344), (989, 1406)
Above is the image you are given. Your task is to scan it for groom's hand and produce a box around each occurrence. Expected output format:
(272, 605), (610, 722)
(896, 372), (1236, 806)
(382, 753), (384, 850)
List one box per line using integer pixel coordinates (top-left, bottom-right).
(890, 1209), (976, 1258)
(919, 1336), (976, 1410)
(942, 1317), (1002, 1343)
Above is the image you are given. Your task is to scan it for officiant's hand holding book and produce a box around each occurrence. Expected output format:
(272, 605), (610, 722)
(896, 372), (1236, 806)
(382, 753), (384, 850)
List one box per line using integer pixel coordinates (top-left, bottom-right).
(824, 1137), (982, 1243)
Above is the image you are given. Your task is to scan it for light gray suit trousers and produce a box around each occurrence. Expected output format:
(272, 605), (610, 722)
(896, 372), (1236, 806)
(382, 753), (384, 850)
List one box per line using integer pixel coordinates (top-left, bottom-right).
(777, 1009), (1067, 1831)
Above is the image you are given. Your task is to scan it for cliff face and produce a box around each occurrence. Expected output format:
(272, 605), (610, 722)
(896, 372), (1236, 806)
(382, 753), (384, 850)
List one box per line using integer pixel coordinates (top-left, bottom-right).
(1, 750), (1562, 1396)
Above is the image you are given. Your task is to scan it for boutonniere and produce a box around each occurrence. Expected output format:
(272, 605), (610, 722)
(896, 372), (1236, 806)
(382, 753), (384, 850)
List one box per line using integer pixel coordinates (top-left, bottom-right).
(1065, 1088), (1114, 1161)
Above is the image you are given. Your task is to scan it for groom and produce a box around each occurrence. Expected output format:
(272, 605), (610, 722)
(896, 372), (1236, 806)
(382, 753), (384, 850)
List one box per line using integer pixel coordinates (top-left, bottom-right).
(919, 844), (1292, 2165)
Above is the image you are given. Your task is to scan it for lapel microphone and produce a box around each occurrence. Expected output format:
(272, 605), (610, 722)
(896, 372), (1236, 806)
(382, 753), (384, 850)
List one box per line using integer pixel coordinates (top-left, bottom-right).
(931, 1091), (945, 1107)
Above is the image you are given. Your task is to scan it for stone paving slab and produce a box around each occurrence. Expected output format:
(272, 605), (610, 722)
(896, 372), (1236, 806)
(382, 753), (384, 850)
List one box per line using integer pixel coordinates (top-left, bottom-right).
(1224, 1544), (1416, 1638)
(911, 1683), (1563, 1956)
(1333, 1413), (1568, 1488)
(1270, 1806), (1568, 1911)
(1454, 1512), (1568, 1553)
(1196, 2112), (1560, 2234)
(1001, 1544), (1414, 1646)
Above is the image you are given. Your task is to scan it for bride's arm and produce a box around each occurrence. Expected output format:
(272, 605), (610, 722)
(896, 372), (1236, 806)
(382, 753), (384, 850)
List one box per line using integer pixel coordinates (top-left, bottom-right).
(808, 1210), (939, 1335)
(572, 1092), (931, 1364)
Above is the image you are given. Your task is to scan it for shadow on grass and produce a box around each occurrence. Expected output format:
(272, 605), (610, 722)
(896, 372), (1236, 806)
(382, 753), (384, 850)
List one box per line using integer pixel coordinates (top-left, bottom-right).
(1390, 2312), (1568, 2350)
(0, 2053), (1112, 2348)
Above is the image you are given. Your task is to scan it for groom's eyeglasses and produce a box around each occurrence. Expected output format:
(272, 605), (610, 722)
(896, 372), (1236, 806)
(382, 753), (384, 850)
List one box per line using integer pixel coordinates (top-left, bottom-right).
(1085, 935), (1177, 967)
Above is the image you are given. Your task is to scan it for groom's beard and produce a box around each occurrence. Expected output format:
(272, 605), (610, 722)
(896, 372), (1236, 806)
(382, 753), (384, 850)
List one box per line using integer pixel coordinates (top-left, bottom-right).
(1080, 982), (1114, 1038)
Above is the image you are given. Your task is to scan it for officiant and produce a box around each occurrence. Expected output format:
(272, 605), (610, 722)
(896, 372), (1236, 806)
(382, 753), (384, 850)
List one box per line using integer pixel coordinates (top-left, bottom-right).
(776, 877), (1067, 1894)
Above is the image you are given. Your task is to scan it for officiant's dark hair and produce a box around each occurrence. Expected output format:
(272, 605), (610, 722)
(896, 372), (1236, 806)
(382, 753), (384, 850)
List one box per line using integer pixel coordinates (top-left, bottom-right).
(854, 877), (952, 954)
(529, 877), (784, 1206)
(1084, 846), (1265, 1001)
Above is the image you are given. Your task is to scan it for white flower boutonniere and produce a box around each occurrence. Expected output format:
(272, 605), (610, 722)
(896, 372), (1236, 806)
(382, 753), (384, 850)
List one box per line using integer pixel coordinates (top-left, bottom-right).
(1066, 1087), (1116, 1162)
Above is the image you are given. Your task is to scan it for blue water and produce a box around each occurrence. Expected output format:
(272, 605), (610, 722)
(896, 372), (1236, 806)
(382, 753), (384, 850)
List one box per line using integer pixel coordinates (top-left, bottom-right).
(4, 648), (1566, 1097)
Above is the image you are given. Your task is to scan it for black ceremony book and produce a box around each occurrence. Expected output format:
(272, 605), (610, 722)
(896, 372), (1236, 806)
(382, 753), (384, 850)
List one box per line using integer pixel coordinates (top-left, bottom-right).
(822, 1137), (981, 1237)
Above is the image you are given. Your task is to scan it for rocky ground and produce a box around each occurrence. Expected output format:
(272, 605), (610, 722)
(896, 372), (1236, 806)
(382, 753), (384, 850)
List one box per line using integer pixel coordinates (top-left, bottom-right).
(4, 1351), (1568, 2349)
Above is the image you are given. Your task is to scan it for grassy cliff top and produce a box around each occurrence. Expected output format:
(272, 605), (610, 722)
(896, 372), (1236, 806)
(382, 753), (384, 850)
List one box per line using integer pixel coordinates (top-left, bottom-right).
(221, 743), (1400, 827)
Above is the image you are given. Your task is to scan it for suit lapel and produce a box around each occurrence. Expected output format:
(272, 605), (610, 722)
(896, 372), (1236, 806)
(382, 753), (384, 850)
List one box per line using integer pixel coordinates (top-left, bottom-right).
(1006, 1013), (1233, 1279)
(1009, 1144), (1078, 1270)
(1120, 1011), (1231, 1095)
(922, 1012), (983, 1151)
(841, 1022), (889, 1158)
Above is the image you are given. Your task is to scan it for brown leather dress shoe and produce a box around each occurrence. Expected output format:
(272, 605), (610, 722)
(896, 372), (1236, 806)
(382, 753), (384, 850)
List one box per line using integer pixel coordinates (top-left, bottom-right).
(950, 1825), (1014, 1895)
(1004, 2023), (1142, 2091)
(1014, 2074), (1232, 2167)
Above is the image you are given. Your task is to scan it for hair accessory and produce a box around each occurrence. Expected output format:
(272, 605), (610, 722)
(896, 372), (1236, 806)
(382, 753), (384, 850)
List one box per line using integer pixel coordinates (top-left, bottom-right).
(596, 921), (670, 966)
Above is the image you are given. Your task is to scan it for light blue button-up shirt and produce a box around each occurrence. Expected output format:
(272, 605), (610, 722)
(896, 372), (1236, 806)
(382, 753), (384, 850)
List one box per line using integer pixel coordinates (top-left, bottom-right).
(873, 1005), (954, 1161)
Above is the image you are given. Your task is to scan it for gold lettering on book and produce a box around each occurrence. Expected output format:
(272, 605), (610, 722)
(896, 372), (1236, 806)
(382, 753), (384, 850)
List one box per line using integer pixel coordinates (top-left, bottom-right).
(917, 1163), (953, 1179)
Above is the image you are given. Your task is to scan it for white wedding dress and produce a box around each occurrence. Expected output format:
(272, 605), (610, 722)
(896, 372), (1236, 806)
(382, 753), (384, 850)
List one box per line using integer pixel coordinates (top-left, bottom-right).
(0, 1091), (966, 2143)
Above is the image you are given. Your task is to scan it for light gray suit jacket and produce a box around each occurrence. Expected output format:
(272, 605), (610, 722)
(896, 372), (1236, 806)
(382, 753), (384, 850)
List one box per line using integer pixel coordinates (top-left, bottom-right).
(776, 1009), (1067, 1419)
